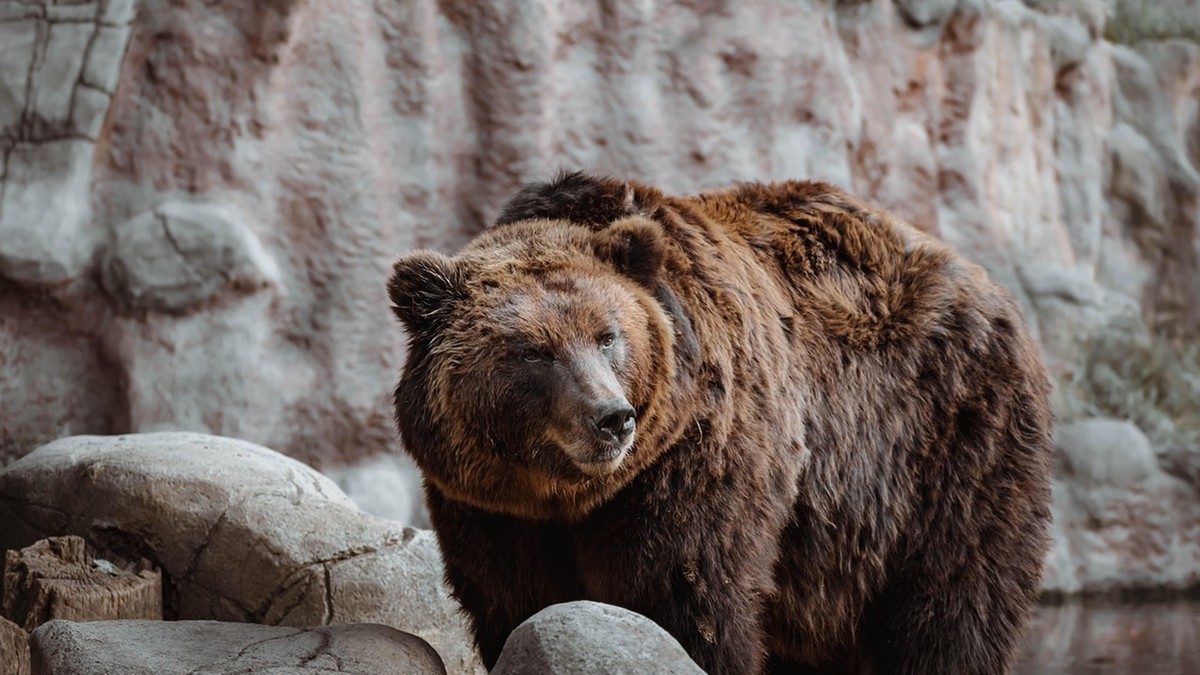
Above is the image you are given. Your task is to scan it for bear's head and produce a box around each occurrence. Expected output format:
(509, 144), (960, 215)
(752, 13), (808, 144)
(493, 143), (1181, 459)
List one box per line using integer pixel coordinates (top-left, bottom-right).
(388, 217), (678, 520)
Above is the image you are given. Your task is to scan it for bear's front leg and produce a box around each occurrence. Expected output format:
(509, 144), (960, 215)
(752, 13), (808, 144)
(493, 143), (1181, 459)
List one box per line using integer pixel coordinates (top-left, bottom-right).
(573, 458), (794, 675)
(425, 487), (584, 668)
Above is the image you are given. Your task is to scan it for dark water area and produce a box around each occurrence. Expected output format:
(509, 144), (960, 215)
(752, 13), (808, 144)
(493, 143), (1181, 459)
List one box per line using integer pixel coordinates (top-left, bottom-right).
(1015, 600), (1200, 674)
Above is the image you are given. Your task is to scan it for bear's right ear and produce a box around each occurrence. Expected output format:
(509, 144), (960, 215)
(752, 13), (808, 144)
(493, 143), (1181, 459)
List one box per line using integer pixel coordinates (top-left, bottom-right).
(388, 251), (466, 334)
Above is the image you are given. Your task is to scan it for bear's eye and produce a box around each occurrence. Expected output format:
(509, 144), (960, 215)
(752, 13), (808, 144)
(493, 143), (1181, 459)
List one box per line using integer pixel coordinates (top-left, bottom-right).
(599, 332), (616, 349)
(521, 347), (553, 363)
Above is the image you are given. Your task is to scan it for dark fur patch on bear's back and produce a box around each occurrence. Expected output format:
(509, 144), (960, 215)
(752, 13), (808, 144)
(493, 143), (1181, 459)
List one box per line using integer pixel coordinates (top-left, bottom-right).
(496, 171), (663, 228)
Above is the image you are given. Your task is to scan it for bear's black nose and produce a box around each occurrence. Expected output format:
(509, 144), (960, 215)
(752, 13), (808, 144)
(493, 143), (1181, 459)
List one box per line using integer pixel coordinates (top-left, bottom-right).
(593, 400), (636, 443)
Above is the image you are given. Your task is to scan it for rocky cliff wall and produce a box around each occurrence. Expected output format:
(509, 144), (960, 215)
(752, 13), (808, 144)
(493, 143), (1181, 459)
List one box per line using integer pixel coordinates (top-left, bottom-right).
(1, 0), (1197, 593)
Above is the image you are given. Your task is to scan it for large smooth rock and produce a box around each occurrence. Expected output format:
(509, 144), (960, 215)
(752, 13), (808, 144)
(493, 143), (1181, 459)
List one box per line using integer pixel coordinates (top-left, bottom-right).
(0, 433), (483, 674)
(492, 602), (705, 675)
(29, 620), (446, 675)
(1044, 418), (1200, 595)
(100, 200), (280, 314)
(1056, 417), (1158, 487)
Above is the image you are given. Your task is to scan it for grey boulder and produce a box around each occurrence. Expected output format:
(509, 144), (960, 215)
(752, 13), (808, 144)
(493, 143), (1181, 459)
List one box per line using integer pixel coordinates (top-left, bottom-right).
(0, 432), (483, 673)
(492, 601), (705, 675)
(29, 619), (446, 675)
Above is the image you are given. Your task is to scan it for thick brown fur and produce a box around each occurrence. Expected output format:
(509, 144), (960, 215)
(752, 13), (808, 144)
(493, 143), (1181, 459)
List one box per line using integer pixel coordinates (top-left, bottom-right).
(389, 172), (1054, 675)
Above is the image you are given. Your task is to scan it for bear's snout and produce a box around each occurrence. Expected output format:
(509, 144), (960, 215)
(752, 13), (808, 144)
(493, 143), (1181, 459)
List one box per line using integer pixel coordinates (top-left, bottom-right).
(558, 396), (637, 476)
(591, 399), (636, 446)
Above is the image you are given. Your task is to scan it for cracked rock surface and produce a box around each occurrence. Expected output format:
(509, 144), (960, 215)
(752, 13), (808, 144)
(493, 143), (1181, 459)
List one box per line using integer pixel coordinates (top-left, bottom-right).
(0, 432), (484, 674)
(100, 200), (280, 314)
(29, 620), (447, 675)
(0, 0), (134, 285)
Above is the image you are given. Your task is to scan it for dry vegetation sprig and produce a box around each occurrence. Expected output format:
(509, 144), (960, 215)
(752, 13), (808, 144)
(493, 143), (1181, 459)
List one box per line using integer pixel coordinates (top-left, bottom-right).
(1104, 0), (1200, 44)
(1064, 329), (1200, 455)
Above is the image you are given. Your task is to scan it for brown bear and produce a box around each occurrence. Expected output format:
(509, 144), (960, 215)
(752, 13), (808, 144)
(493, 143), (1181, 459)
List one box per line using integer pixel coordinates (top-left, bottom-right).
(387, 172), (1053, 675)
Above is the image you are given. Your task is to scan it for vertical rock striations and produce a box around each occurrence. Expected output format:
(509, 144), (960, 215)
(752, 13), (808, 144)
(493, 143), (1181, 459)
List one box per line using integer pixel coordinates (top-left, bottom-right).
(0, 0), (1196, 593)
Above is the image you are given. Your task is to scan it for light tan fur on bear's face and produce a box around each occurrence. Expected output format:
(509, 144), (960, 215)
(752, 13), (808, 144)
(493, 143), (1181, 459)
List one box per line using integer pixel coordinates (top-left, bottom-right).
(389, 218), (678, 520)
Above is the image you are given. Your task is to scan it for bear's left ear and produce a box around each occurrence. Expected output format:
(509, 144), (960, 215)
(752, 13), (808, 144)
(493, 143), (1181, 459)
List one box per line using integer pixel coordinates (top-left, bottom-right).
(388, 251), (466, 334)
(590, 217), (667, 285)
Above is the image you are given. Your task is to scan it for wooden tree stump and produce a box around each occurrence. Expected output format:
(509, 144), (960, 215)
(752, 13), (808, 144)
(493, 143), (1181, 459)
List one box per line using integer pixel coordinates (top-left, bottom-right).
(1, 615), (31, 675)
(1, 535), (162, 632)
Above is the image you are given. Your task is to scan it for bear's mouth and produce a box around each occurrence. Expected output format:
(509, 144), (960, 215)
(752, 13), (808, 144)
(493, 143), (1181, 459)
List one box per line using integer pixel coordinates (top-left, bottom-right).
(567, 435), (634, 477)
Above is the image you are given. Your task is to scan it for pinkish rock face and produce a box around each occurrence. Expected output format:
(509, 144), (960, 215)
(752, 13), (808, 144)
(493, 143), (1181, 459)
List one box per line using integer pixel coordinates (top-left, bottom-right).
(0, 0), (1198, 594)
